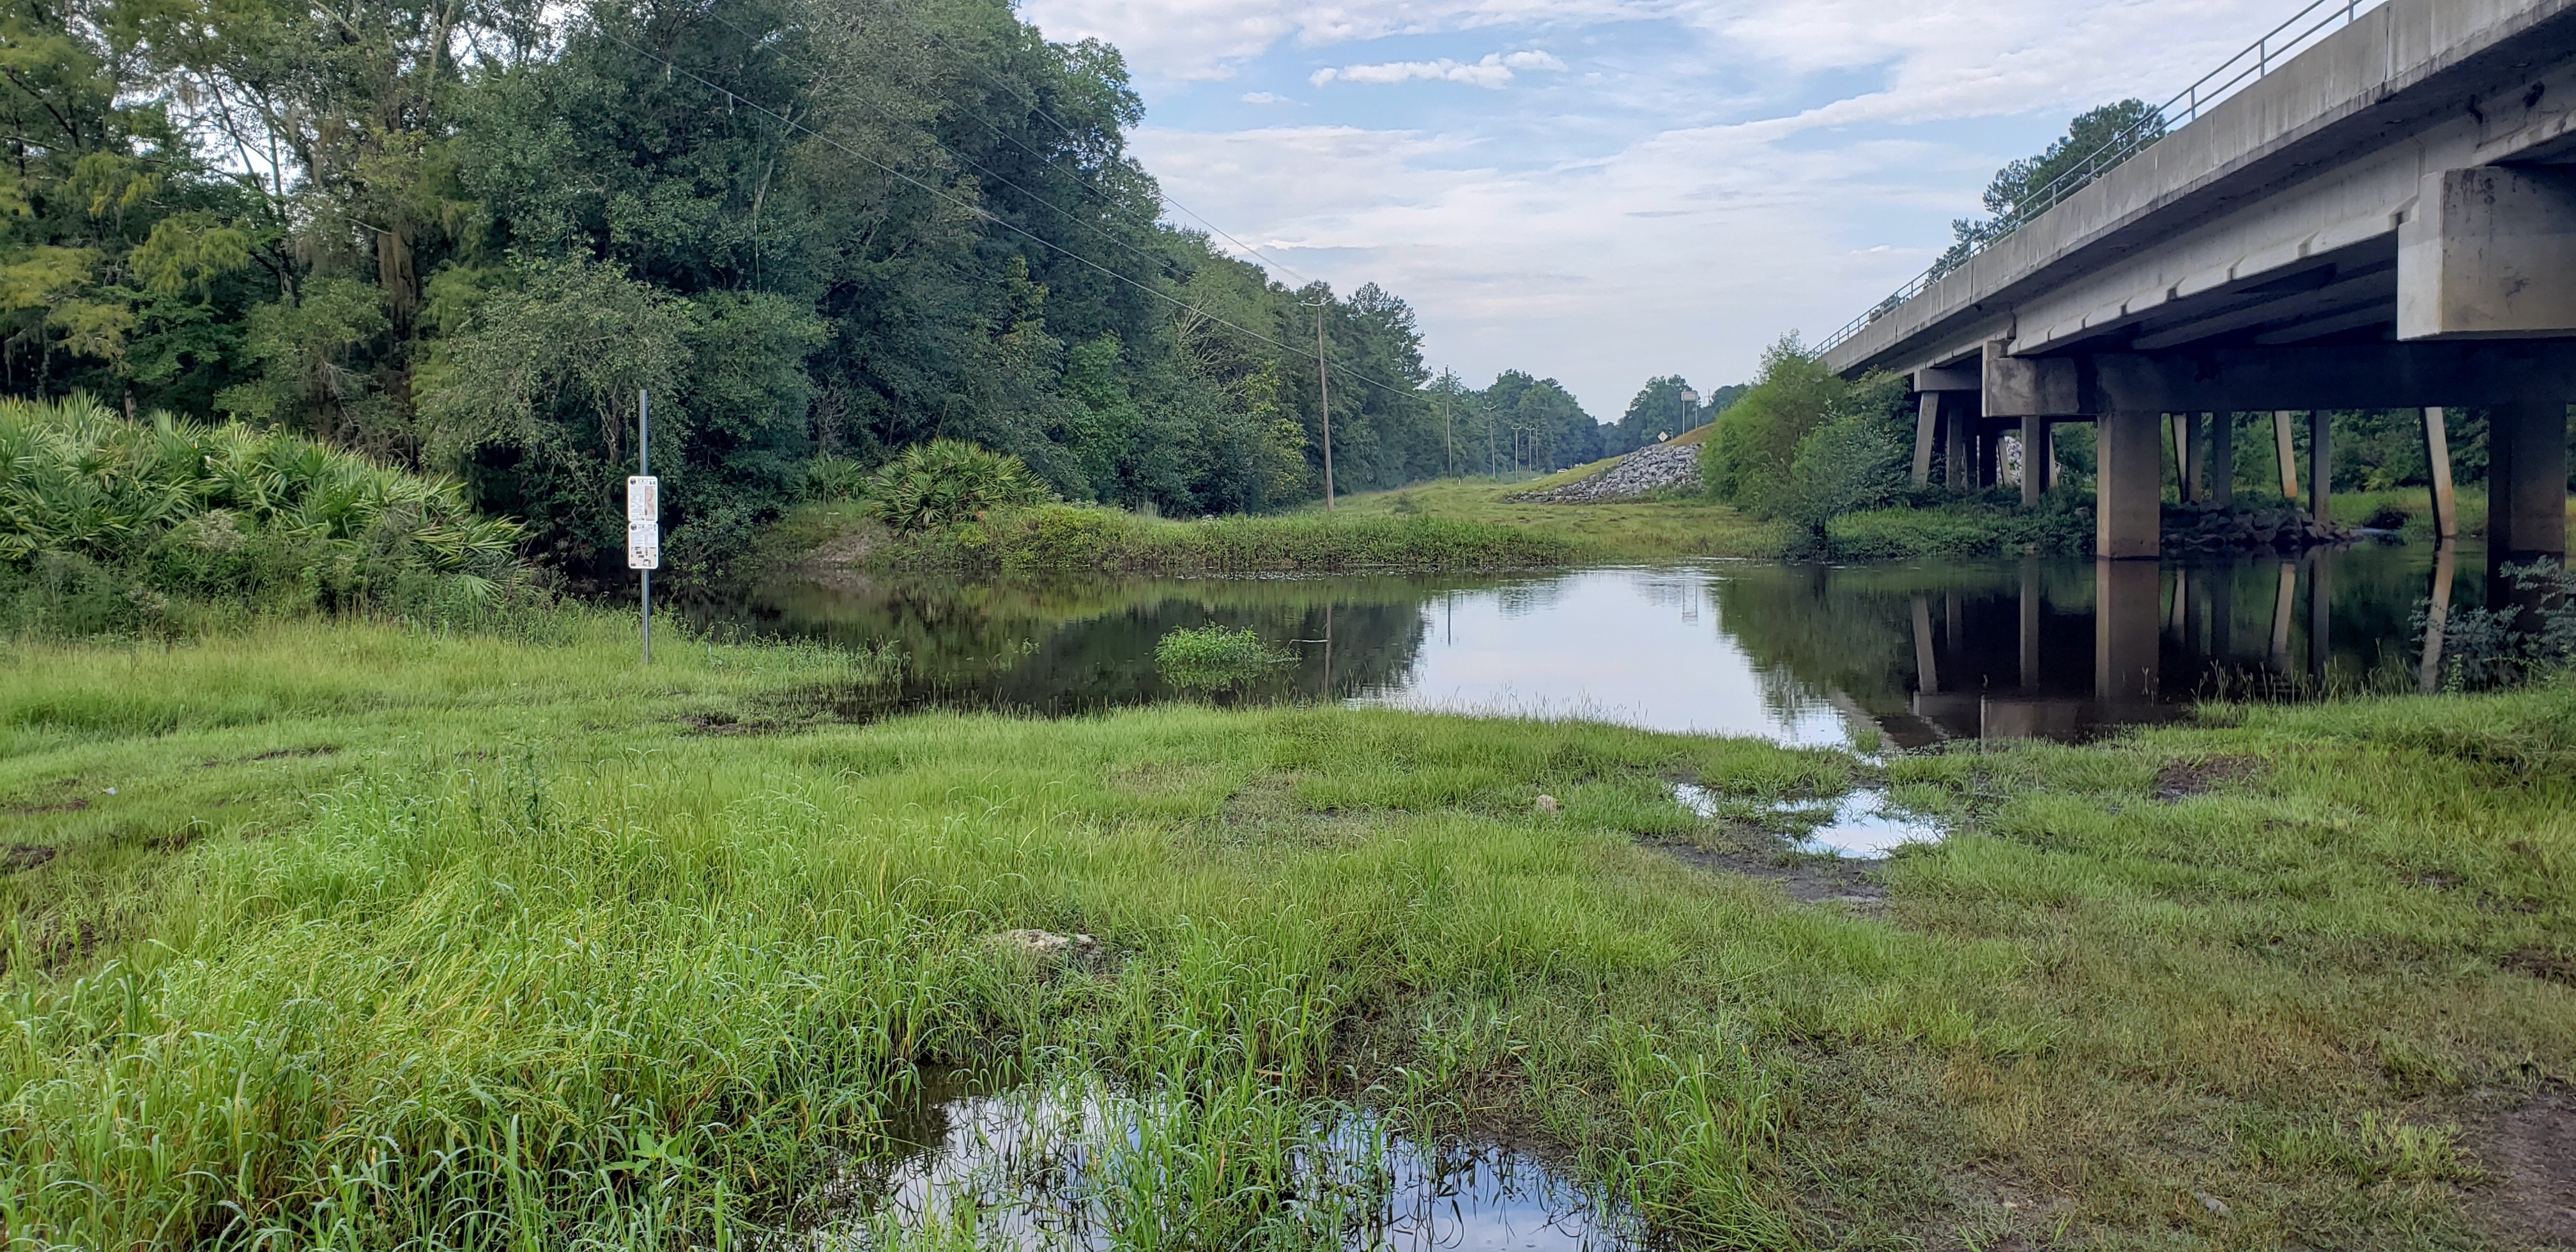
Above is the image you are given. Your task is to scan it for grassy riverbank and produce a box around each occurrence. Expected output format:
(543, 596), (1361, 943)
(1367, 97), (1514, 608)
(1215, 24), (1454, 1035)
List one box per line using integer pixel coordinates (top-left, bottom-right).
(1, 617), (2568, 1249)
(772, 497), (1590, 577)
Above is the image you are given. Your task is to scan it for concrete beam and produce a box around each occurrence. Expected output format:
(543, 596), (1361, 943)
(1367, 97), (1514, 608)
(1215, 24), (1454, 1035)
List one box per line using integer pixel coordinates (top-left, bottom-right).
(1984, 341), (2082, 416)
(2078, 340), (2576, 411)
(2398, 165), (2576, 339)
(1912, 363), (1981, 391)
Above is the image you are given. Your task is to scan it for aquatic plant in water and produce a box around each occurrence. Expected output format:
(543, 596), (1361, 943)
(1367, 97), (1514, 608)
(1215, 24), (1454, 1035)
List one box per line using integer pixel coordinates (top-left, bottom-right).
(1155, 625), (1291, 692)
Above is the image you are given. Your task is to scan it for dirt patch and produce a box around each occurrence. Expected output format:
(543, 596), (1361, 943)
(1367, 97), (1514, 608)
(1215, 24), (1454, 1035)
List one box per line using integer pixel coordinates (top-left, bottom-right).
(2504, 947), (2576, 988)
(3, 797), (88, 816)
(792, 526), (879, 594)
(3, 844), (57, 872)
(2481, 1092), (2576, 1246)
(1651, 839), (1887, 907)
(2153, 755), (2262, 801)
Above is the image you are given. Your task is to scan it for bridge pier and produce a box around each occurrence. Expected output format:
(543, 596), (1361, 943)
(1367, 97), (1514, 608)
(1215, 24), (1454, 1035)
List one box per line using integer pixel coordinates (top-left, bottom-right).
(2209, 413), (2234, 509)
(2487, 400), (2571, 618)
(2097, 409), (2163, 559)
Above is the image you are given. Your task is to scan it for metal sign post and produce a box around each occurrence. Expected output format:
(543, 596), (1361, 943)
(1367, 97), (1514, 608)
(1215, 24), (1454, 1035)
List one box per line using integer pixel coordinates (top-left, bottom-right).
(629, 390), (659, 664)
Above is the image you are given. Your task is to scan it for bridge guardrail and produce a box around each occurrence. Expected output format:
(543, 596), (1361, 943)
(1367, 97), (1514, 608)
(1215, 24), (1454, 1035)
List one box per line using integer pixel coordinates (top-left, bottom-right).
(1818, 0), (2388, 358)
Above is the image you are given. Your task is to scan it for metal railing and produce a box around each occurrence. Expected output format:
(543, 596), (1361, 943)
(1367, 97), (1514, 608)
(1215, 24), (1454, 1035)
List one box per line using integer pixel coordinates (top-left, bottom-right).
(1816, 0), (2387, 357)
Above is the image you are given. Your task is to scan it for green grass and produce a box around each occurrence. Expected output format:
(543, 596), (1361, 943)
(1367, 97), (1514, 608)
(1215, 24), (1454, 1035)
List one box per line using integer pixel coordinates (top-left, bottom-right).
(0, 618), (2570, 1248)
(779, 498), (1590, 576)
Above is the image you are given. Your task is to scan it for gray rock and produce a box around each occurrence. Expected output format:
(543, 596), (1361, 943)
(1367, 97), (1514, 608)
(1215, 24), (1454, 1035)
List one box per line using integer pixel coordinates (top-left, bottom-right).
(1508, 442), (1701, 503)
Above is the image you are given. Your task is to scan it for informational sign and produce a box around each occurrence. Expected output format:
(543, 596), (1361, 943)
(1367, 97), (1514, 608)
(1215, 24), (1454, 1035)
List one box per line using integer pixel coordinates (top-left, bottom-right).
(627, 475), (658, 523)
(627, 520), (660, 570)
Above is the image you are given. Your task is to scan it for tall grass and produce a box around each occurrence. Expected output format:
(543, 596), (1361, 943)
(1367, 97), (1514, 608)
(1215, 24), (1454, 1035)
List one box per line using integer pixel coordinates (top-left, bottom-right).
(0, 395), (523, 635)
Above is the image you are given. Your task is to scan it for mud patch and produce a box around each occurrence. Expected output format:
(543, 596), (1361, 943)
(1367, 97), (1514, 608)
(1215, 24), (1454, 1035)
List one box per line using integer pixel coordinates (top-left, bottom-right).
(2153, 755), (2260, 800)
(1652, 839), (1887, 906)
(2483, 1092), (2576, 1246)
(3, 844), (57, 872)
(2504, 947), (2576, 988)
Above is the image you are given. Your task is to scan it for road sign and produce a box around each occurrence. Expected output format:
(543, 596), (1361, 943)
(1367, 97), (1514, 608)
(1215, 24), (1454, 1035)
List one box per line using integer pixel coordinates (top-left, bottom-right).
(627, 520), (660, 570)
(627, 475), (658, 523)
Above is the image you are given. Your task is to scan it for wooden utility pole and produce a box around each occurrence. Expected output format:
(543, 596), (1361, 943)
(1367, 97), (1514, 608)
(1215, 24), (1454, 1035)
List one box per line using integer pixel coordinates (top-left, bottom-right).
(1307, 297), (1333, 510)
(1442, 375), (1452, 477)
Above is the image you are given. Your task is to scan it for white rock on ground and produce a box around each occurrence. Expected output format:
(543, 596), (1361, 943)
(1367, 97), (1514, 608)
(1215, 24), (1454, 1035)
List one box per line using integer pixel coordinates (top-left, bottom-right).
(1508, 441), (1701, 503)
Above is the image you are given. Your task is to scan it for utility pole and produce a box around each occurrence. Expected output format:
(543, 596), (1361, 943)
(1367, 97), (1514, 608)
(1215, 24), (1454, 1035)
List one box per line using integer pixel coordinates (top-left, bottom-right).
(1305, 296), (1333, 510)
(1441, 370), (1453, 478)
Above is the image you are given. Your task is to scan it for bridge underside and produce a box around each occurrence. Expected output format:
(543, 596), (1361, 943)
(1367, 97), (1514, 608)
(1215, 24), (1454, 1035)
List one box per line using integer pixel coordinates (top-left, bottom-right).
(1836, 0), (2576, 589)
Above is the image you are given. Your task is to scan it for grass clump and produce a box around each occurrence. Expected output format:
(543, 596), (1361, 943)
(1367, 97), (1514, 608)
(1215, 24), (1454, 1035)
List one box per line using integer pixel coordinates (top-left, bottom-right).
(0, 394), (525, 636)
(1154, 624), (1290, 692)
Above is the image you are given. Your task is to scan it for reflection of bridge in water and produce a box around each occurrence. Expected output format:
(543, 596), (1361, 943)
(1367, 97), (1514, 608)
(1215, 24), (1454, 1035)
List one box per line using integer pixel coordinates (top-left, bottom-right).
(1887, 545), (2465, 745)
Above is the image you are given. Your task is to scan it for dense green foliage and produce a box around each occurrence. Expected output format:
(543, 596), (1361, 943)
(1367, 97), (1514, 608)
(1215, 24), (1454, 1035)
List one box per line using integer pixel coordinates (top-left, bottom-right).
(0, 395), (521, 632)
(10, 0), (1708, 583)
(1699, 339), (1917, 549)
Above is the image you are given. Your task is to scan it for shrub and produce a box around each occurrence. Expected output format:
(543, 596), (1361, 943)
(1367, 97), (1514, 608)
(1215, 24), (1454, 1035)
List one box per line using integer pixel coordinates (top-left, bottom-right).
(0, 393), (525, 631)
(865, 439), (1052, 532)
(804, 455), (872, 501)
(1155, 625), (1289, 692)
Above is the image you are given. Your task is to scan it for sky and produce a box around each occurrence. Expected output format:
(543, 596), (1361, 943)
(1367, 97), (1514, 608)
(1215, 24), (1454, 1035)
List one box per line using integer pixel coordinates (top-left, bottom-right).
(1015, 0), (2350, 419)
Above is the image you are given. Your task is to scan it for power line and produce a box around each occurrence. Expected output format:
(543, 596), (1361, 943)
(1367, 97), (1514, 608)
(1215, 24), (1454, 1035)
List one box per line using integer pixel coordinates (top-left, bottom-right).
(588, 18), (1428, 404)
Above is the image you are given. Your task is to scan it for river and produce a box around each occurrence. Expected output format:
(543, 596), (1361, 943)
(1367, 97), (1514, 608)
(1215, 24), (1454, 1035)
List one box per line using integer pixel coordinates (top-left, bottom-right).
(715, 540), (2481, 747)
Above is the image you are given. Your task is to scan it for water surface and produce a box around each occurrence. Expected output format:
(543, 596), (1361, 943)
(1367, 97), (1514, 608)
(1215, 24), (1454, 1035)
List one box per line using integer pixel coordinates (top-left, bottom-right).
(724, 540), (2474, 745)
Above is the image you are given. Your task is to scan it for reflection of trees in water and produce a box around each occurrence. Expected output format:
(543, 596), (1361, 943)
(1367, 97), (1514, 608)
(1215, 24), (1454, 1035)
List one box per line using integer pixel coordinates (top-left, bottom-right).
(723, 574), (1452, 717)
(1706, 563), (2025, 718)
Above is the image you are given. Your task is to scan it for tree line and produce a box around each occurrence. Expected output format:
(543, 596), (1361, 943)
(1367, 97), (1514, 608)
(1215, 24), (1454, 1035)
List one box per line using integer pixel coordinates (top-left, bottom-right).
(1, 0), (1740, 581)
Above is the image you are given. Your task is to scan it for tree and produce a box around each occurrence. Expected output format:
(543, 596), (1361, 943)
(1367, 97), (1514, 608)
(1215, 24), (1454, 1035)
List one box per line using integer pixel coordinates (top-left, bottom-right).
(1936, 99), (2166, 275)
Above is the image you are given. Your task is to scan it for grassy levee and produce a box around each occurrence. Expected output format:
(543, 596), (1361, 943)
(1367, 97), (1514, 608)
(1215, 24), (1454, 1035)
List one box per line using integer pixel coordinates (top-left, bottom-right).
(785, 498), (1591, 577)
(0, 618), (2571, 1248)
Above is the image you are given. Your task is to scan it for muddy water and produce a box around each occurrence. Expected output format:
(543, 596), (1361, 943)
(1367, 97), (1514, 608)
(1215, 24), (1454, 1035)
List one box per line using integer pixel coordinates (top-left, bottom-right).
(714, 539), (2472, 745)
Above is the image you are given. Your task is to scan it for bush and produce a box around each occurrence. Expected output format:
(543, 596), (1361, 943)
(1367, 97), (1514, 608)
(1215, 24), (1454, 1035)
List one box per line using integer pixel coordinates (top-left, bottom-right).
(1155, 625), (1289, 692)
(1700, 337), (1912, 552)
(865, 439), (1052, 532)
(0, 394), (526, 632)
(804, 455), (872, 501)
(2418, 560), (2576, 691)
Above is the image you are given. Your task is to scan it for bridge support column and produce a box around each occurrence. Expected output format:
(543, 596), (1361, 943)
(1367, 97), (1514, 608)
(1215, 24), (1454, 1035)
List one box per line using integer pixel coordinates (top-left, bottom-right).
(2274, 412), (2300, 503)
(2308, 409), (2333, 524)
(1977, 421), (2001, 488)
(1912, 393), (1940, 486)
(2097, 409), (2163, 559)
(2487, 401), (2570, 620)
(2423, 408), (2458, 539)
(2021, 416), (2047, 507)
(1946, 400), (1974, 493)
(2209, 413), (2234, 509)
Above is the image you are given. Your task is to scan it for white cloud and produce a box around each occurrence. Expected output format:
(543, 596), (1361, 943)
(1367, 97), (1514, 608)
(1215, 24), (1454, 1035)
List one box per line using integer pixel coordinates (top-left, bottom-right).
(1310, 49), (1567, 89)
(1032, 0), (2359, 407)
(1241, 91), (1289, 103)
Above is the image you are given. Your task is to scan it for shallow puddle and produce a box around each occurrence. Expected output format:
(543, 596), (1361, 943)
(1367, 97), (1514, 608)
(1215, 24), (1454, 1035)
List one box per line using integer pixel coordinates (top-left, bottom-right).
(1674, 783), (1945, 859)
(793, 1073), (1639, 1250)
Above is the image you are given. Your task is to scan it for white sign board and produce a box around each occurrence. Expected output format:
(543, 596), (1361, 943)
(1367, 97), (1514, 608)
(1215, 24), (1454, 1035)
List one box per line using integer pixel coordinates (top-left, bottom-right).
(627, 475), (659, 523)
(627, 520), (660, 570)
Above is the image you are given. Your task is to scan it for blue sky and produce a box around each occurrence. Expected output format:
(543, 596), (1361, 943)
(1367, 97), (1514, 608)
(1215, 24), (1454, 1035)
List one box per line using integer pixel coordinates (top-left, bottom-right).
(1018, 0), (2356, 418)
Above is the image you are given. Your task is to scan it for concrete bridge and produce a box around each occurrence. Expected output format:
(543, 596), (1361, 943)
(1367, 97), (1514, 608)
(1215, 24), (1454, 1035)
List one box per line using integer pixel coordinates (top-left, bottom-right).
(1822, 0), (2575, 586)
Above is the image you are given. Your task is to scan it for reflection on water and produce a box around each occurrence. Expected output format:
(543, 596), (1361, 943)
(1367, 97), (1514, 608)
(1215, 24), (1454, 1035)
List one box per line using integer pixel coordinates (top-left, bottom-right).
(720, 540), (2473, 745)
(796, 1073), (1634, 1251)
(1673, 783), (1947, 859)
